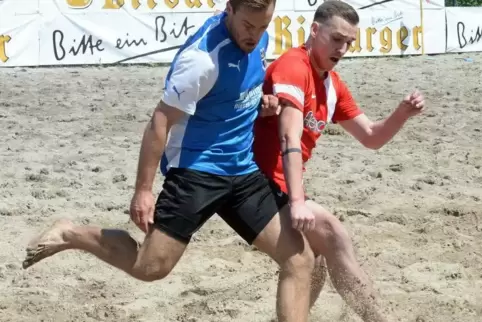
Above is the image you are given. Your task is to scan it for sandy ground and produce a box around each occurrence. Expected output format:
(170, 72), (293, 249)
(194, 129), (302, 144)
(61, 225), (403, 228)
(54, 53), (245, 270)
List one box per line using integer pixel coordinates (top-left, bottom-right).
(1, 52), (481, 322)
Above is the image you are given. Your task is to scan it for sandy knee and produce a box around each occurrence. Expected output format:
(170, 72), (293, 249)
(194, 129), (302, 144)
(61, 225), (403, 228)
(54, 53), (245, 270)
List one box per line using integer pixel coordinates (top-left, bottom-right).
(280, 241), (316, 276)
(325, 217), (352, 249)
(305, 202), (352, 253)
(131, 228), (186, 282)
(132, 257), (173, 282)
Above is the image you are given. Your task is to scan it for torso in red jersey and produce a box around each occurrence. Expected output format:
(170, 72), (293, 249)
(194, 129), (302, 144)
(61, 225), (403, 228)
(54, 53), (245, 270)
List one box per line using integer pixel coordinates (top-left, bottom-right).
(254, 45), (363, 193)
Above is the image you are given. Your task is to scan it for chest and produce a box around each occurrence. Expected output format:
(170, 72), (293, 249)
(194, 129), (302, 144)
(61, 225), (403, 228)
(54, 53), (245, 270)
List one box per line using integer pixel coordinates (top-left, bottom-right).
(303, 75), (338, 134)
(199, 43), (267, 118)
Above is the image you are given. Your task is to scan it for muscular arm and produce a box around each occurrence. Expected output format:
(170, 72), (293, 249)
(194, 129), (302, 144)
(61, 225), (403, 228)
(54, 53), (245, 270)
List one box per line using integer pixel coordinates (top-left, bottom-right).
(134, 42), (214, 191)
(134, 101), (185, 192)
(339, 108), (410, 150)
(278, 98), (305, 205)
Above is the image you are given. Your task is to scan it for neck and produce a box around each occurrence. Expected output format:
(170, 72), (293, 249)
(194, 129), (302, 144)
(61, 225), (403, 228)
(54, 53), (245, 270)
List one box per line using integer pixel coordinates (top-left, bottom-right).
(305, 37), (327, 79)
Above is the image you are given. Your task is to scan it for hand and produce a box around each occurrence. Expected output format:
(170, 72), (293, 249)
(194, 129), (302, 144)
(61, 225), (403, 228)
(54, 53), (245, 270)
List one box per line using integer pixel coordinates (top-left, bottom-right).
(259, 94), (281, 117)
(289, 201), (316, 232)
(129, 189), (155, 233)
(399, 90), (425, 117)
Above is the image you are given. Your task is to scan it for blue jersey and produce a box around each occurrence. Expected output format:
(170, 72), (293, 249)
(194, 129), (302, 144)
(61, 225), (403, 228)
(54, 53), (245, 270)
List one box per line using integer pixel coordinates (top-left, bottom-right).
(160, 11), (269, 176)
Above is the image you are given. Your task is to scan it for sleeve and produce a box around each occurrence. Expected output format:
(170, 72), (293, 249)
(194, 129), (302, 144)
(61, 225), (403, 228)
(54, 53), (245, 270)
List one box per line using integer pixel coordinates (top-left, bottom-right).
(162, 47), (216, 115)
(332, 74), (364, 123)
(269, 59), (309, 112)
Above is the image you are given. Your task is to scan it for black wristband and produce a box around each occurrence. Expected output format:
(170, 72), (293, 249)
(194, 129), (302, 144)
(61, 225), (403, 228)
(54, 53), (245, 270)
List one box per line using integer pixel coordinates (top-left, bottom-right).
(281, 148), (302, 156)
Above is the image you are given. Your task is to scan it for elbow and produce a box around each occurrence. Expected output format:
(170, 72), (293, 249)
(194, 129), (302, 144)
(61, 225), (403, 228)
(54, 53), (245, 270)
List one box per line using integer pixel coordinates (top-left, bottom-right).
(279, 132), (299, 149)
(359, 131), (383, 150)
(361, 139), (383, 150)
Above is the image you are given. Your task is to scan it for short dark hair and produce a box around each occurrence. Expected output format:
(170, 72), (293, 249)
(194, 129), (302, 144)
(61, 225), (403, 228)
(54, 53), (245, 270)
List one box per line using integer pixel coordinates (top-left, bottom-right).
(313, 0), (359, 25)
(229, 0), (276, 12)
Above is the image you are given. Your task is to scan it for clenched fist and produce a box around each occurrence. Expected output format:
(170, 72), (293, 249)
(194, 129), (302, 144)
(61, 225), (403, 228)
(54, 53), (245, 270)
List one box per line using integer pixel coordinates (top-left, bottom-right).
(129, 190), (155, 233)
(290, 201), (316, 232)
(259, 94), (281, 117)
(399, 90), (426, 117)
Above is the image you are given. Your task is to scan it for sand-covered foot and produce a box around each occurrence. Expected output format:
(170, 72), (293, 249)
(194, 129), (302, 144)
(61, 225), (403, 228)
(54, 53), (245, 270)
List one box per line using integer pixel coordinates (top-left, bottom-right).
(22, 218), (74, 269)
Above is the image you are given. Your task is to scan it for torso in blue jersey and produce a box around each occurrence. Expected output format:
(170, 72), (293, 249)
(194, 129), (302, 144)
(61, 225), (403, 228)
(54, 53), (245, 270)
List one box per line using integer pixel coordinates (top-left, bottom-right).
(160, 11), (269, 176)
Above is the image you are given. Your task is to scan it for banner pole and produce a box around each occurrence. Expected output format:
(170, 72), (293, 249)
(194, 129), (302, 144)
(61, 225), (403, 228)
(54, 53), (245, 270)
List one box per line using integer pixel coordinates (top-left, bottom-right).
(419, 0), (425, 55)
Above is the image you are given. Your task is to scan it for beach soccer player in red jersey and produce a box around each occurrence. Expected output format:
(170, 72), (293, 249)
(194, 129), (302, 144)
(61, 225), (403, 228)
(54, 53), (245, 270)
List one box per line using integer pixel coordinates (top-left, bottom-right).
(254, 1), (426, 321)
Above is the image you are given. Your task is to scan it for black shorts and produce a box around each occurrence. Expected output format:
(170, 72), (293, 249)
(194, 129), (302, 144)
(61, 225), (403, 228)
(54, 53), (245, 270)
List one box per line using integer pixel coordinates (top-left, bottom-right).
(153, 168), (289, 245)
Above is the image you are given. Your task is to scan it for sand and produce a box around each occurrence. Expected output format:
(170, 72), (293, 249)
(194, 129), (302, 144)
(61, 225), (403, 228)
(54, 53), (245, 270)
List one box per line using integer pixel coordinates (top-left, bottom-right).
(0, 52), (481, 322)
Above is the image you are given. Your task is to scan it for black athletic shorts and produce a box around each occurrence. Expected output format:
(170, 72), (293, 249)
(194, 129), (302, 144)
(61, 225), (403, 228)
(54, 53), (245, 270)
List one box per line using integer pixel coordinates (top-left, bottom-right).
(153, 168), (289, 245)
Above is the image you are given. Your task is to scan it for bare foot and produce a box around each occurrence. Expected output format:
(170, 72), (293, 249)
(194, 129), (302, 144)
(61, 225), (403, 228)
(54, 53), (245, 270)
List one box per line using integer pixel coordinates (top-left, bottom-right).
(22, 218), (73, 269)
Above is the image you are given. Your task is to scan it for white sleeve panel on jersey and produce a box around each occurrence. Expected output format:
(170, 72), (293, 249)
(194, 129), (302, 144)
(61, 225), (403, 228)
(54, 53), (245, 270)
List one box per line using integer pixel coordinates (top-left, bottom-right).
(273, 84), (305, 107)
(162, 47), (217, 115)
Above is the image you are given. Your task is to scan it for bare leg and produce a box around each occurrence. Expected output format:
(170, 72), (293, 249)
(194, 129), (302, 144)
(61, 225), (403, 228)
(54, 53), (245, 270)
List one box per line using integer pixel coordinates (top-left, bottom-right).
(22, 218), (187, 282)
(305, 200), (387, 322)
(253, 205), (315, 322)
(309, 255), (327, 309)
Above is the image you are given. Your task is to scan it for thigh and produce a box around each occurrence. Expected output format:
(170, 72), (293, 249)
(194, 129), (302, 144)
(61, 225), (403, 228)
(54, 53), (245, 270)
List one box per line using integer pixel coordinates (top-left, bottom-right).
(217, 170), (288, 246)
(154, 168), (230, 244)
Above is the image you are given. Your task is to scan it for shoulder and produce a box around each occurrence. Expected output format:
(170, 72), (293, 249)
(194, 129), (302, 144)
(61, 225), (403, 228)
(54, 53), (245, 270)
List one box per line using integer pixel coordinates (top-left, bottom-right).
(170, 13), (231, 77)
(268, 47), (311, 78)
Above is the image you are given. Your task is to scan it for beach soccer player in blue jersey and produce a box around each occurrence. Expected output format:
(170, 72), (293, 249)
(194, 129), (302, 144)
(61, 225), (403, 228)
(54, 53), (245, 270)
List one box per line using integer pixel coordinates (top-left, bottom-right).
(22, 1), (320, 321)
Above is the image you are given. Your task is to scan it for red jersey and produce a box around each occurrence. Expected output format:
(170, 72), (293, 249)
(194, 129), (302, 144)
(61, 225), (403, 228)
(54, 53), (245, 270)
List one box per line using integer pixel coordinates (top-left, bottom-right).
(254, 45), (363, 193)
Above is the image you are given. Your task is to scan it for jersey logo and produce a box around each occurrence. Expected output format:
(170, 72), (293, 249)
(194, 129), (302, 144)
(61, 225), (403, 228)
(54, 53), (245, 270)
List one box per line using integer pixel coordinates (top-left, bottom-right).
(172, 85), (185, 100)
(228, 60), (241, 72)
(304, 111), (326, 133)
(234, 84), (263, 110)
(260, 48), (267, 71)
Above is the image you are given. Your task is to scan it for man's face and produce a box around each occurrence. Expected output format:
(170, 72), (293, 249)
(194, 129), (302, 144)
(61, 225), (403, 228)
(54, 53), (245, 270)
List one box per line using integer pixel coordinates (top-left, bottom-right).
(226, 2), (274, 53)
(310, 16), (357, 71)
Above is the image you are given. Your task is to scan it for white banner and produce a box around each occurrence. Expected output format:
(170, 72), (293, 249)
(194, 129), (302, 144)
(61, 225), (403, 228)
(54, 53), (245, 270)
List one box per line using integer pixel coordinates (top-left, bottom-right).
(269, 8), (446, 57)
(0, 0), (40, 15)
(0, 0), (449, 67)
(52, 0), (229, 13)
(38, 12), (216, 65)
(446, 7), (482, 53)
(294, 0), (445, 11)
(0, 13), (41, 66)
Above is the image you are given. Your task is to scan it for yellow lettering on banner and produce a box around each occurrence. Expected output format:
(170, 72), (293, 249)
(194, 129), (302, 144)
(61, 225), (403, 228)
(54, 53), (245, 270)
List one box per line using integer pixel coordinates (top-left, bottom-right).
(68, 0), (214, 9)
(397, 26), (408, 51)
(297, 16), (306, 46)
(273, 16), (291, 55)
(0, 35), (11, 63)
(67, 0), (92, 8)
(273, 16), (305, 56)
(148, 0), (158, 9)
(350, 29), (362, 52)
(365, 27), (376, 52)
(185, 0), (215, 8)
(412, 26), (423, 50)
(349, 25), (423, 54)
(165, 0), (179, 9)
(273, 15), (424, 56)
(185, 0), (201, 8)
(380, 27), (392, 54)
(103, 0), (123, 9)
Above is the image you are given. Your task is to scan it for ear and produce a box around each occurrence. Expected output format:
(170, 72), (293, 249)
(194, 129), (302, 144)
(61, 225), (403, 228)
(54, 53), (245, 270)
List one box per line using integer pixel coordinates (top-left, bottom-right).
(226, 1), (233, 15)
(310, 22), (319, 39)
